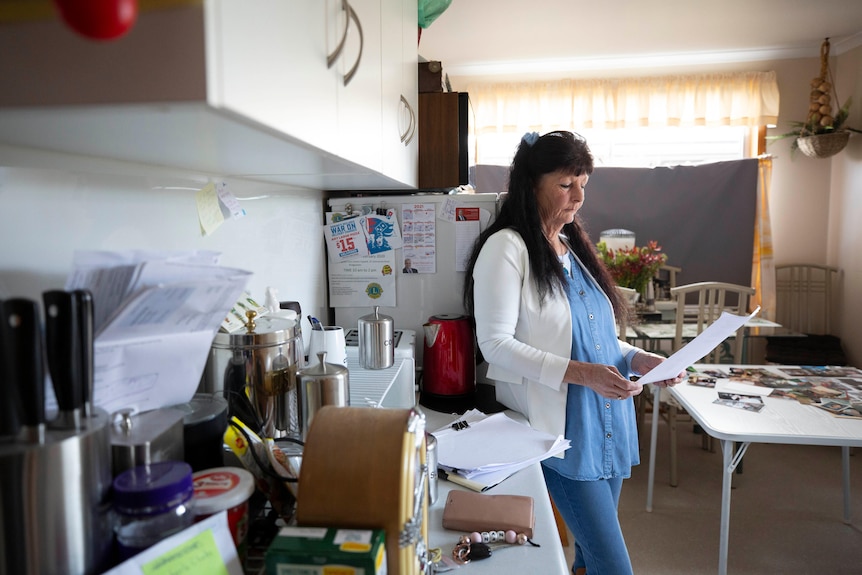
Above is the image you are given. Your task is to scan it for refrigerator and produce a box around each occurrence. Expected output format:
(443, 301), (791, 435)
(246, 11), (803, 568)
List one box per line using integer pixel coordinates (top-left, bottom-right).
(325, 192), (499, 368)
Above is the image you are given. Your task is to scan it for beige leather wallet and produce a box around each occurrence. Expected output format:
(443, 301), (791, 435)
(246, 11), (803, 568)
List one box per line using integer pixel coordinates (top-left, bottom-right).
(441, 490), (535, 538)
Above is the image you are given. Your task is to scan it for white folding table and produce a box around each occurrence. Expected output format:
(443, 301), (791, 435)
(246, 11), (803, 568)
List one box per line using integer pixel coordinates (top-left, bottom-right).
(645, 364), (862, 575)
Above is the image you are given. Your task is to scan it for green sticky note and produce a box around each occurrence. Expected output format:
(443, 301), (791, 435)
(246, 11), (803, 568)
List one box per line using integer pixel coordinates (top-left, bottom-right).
(142, 529), (229, 575)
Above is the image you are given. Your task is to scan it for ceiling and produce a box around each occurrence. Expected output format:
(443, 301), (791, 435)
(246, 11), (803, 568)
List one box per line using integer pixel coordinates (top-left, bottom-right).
(417, 0), (862, 82)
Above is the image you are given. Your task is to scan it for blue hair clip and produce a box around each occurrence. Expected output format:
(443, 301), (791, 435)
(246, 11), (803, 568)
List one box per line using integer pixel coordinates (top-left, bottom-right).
(522, 131), (540, 147)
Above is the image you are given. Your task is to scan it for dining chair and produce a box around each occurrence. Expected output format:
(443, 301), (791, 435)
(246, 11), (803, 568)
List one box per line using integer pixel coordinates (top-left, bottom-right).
(671, 281), (756, 364)
(655, 281), (755, 486)
(765, 264), (846, 365)
(615, 286), (639, 340)
(654, 264), (682, 299)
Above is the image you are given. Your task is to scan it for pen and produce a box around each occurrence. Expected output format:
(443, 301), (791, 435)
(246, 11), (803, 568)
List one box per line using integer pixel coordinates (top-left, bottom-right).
(307, 315), (322, 330)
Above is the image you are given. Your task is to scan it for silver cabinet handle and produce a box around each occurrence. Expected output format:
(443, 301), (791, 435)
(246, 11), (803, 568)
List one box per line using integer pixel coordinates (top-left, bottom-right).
(326, 0), (350, 69)
(342, 1), (363, 86)
(399, 95), (410, 143)
(401, 95), (416, 146)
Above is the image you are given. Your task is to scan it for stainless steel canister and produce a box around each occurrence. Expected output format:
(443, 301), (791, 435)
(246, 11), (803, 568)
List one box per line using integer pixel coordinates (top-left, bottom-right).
(200, 310), (301, 439)
(109, 406), (186, 477)
(358, 306), (394, 369)
(426, 432), (439, 505)
(296, 352), (350, 440)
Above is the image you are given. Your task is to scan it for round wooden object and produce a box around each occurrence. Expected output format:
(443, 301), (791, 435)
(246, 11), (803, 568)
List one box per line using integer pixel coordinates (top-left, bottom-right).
(296, 406), (428, 575)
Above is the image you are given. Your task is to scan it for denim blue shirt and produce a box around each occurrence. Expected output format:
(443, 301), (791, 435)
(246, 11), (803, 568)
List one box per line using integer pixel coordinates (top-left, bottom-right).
(542, 253), (640, 481)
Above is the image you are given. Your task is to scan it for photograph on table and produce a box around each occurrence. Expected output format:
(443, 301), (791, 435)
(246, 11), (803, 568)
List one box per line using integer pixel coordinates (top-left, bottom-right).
(727, 367), (772, 380)
(815, 399), (862, 419)
(687, 373), (717, 387)
(714, 392), (765, 412)
(780, 366), (862, 378)
(769, 385), (844, 404)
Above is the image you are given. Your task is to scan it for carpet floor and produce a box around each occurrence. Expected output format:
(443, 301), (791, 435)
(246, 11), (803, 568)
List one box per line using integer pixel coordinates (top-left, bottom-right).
(559, 415), (862, 574)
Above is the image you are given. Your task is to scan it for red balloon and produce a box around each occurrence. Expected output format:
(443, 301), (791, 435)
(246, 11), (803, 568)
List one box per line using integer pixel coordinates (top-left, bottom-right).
(53, 0), (138, 41)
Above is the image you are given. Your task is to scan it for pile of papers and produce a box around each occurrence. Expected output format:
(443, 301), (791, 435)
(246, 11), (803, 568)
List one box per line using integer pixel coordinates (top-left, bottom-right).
(56, 250), (251, 415)
(432, 410), (570, 491)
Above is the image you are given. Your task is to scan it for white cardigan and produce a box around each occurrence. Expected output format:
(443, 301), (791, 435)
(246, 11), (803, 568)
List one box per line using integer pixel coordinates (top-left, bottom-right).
(473, 228), (638, 440)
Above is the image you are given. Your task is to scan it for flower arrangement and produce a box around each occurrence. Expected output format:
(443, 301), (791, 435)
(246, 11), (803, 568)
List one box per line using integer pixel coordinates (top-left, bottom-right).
(597, 240), (668, 296)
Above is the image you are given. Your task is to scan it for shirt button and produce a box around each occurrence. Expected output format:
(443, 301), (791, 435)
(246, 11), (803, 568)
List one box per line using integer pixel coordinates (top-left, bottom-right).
(606, 433), (612, 438)
(595, 344), (601, 350)
(589, 314), (594, 320)
(579, 290), (585, 296)
(605, 402), (611, 408)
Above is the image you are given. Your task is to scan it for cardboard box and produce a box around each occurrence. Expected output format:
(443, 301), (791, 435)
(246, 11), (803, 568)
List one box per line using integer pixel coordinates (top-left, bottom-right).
(266, 526), (387, 575)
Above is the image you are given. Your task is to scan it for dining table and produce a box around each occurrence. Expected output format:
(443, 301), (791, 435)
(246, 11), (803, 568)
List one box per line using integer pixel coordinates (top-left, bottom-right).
(644, 363), (862, 575)
(626, 309), (803, 363)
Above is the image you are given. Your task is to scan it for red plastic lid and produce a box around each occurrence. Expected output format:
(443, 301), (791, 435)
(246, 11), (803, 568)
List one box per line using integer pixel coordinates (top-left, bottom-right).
(191, 467), (255, 516)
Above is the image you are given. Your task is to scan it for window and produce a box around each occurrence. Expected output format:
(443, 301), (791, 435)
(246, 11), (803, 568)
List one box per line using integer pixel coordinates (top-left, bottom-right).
(470, 126), (750, 169)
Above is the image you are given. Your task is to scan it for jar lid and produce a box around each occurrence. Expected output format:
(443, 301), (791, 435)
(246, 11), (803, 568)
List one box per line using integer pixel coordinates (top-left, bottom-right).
(599, 228), (635, 238)
(178, 393), (229, 427)
(191, 467), (256, 515)
(113, 461), (193, 515)
(359, 305), (393, 324)
(212, 314), (299, 349)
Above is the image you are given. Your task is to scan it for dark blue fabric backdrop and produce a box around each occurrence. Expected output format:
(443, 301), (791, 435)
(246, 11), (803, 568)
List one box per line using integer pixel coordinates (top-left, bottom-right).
(472, 158), (758, 288)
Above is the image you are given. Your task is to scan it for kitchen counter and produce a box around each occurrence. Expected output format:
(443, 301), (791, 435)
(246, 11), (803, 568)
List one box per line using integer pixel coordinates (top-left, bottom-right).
(423, 409), (569, 574)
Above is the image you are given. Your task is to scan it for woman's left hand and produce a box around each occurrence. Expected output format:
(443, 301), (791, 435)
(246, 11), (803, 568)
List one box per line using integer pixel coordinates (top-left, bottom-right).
(632, 351), (685, 388)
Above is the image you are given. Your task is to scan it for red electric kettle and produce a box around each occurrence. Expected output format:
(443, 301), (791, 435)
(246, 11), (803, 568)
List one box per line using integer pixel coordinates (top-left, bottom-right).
(421, 314), (475, 413)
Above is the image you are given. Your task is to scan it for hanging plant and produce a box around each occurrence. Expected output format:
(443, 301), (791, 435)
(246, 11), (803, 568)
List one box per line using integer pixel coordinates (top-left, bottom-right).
(769, 38), (861, 159)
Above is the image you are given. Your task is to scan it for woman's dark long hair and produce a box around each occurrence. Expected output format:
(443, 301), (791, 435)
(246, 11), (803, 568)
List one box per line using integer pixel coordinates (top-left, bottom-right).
(463, 130), (627, 323)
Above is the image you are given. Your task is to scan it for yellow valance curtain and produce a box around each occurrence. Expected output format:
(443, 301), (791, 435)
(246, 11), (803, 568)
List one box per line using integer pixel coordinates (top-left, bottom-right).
(467, 71), (779, 133)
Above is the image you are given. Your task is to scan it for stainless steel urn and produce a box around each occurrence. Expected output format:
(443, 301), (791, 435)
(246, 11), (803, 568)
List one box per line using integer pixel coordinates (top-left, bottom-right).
(358, 306), (394, 370)
(200, 310), (302, 439)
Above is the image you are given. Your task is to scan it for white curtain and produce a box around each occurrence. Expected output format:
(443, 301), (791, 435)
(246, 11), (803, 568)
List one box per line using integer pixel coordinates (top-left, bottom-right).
(467, 71), (780, 133)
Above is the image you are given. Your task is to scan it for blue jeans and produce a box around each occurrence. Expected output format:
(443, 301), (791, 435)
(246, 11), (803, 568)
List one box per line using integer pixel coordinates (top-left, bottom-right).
(542, 465), (634, 575)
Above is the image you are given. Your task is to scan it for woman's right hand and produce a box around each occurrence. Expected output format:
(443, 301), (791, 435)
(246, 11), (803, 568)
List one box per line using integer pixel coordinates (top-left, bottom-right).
(567, 361), (642, 400)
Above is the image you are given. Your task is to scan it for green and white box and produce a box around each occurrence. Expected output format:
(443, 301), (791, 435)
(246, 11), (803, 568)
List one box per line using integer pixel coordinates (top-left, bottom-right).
(266, 526), (387, 575)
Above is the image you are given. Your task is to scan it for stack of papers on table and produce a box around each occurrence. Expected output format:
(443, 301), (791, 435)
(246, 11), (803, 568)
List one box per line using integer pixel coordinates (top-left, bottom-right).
(54, 250), (251, 415)
(432, 410), (570, 491)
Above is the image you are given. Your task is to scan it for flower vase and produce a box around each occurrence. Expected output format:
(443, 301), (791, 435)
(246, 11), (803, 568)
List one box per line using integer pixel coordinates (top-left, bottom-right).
(617, 287), (639, 306)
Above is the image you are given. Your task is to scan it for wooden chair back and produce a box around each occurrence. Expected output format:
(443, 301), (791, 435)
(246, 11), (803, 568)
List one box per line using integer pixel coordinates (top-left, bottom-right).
(670, 281), (756, 363)
(774, 264), (839, 335)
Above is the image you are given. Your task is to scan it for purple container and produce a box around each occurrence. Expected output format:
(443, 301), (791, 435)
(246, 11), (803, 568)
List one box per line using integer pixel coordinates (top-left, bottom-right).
(113, 461), (194, 559)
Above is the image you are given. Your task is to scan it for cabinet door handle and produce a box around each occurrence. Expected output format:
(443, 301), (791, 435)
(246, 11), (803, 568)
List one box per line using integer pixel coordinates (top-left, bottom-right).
(399, 95), (410, 143)
(401, 95), (417, 146)
(342, 1), (363, 86)
(326, 0), (350, 69)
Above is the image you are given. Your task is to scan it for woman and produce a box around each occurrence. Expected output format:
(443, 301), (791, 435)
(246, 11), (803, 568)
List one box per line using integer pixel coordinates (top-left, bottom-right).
(463, 130), (681, 575)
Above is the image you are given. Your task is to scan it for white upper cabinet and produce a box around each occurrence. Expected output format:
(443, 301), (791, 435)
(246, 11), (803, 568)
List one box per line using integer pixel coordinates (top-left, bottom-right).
(380, 0), (419, 186)
(0, 0), (418, 190)
(329, 0), (383, 173)
(209, 1), (338, 157)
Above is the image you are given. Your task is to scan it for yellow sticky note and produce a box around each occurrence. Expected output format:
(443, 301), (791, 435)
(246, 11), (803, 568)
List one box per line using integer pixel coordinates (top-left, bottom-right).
(196, 182), (224, 236)
(142, 529), (229, 575)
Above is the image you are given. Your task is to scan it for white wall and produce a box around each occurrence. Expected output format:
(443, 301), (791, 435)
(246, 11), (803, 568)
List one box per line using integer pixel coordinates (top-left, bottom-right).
(0, 146), (329, 326)
(830, 44), (862, 367)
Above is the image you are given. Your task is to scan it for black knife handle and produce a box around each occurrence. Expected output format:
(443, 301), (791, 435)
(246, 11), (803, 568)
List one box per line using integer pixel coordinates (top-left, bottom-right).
(0, 299), (19, 438)
(2, 298), (45, 427)
(43, 290), (82, 413)
(74, 289), (95, 410)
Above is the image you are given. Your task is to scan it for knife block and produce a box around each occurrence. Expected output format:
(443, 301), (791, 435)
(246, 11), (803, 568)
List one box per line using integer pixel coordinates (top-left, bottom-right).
(0, 409), (113, 575)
